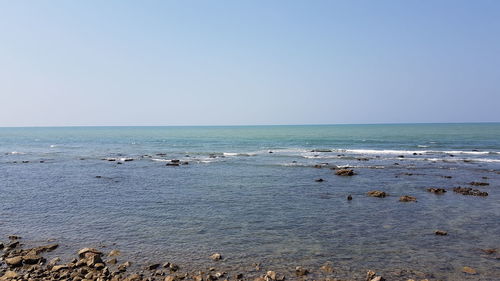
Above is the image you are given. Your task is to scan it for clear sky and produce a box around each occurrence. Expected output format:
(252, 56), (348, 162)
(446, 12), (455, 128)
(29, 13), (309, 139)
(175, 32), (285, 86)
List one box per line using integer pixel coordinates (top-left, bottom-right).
(1, 0), (499, 126)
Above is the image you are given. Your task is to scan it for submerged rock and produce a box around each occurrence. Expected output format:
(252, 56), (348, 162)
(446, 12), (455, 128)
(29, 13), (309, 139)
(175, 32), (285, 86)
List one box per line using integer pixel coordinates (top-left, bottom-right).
(427, 188), (447, 194)
(315, 178), (324, 182)
(367, 190), (387, 198)
(311, 149), (332, 152)
(166, 163), (180, 166)
(347, 194), (353, 201)
(462, 266), (477, 275)
(210, 253), (222, 261)
(469, 181), (489, 186)
(399, 195), (417, 202)
(453, 187), (488, 196)
(295, 266), (309, 276)
(335, 169), (356, 176)
(435, 230), (448, 236)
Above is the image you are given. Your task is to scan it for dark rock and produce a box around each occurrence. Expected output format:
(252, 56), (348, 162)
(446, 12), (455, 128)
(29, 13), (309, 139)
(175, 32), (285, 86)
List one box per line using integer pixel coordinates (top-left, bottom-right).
(22, 255), (44, 265)
(210, 253), (222, 261)
(311, 149), (332, 152)
(347, 195), (352, 201)
(367, 190), (387, 198)
(315, 178), (324, 182)
(469, 181), (489, 186)
(5, 256), (23, 267)
(453, 187), (488, 196)
(398, 155), (405, 158)
(169, 263), (179, 272)
(335, 169), (355, 176)
(295, 266), (309, 276)
(8, 235), (20, 240)
(435, 230), (448, 236)
(399, 195), (417, 202)
(481, 248), (497, 255)
(427, 188), (447, 194)
(147, 264), (160, 270)
(166, 163), (180, 166)
(171, 159), (180, 163)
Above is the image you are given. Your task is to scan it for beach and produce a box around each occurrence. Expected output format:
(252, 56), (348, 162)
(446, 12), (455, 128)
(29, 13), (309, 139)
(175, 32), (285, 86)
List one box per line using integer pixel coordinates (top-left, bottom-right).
(1, 124), (499, 280)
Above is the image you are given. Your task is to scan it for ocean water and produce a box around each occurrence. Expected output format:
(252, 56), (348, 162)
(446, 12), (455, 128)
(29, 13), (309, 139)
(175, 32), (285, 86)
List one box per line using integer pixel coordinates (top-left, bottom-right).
(1, 124), (499, 280)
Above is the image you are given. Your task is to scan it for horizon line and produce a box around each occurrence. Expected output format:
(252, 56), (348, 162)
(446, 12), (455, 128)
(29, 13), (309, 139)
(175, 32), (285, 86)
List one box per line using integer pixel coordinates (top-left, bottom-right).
(1, 121), (500, 129)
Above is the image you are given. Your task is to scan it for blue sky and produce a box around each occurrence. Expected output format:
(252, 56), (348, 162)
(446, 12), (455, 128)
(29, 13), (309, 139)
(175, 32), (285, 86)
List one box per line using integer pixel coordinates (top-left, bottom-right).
(0, 0), (499, 126)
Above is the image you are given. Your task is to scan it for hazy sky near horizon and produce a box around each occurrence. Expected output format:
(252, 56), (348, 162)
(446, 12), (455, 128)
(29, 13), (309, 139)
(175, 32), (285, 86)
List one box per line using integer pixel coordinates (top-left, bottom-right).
(1, 0), (499, 126)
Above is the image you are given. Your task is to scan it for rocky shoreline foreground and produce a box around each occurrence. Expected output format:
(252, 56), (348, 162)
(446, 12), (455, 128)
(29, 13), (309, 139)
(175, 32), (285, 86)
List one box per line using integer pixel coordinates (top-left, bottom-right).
(2, 236), (499, 281)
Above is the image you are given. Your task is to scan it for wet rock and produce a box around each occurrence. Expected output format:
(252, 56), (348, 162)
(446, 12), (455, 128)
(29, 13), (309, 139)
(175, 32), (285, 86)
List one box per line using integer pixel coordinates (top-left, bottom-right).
(366, 270), (385, 281)
(398, 155), (405, 158)
(469, 181), (489, 186)
(435, 230), (448, 236)
(118, 261), (132, 272)
(481, 248), (497, 254)
(47, 257), (61, 268)
(427, 188), (446, 194)
(453, 187), (488, 196)
(210, 253), (222, 261)
(124, 273), (142, 281)
(78, 248), (102, 259)
(86, 253), (104, 267)
(367, 190), (387, 198)
(5, 256), (23, 267)
(52, 264), (69, 271)
(236, 273), (244, 279)
(462, 266), (477, 274)
(171, 159), (180, 163)
(7, 235), (20, 240)
(315, 178), (324, 182)
(164, 276), (177, 281)
(94, 263), (105, 270)
(441, 176), (452, 179)
(399, 195), (417, 202)
(311, 149), (332, 152)
(335, 169), (355, 176)
(108, 249), (121, 257)
(0, 242), (3, 250)
(265, 271), (276, 280)
(22, 254), (43, 264)
(320, 264), (334, 273)
(168, 263), (179, 272)
(166, 163), (180, 166)
(295, 266), (309, 276)
(107, 258), (118, 265)
(0, 271), (18, 280)
(147, 263), (160, 270)
(347, 195), (352, 201)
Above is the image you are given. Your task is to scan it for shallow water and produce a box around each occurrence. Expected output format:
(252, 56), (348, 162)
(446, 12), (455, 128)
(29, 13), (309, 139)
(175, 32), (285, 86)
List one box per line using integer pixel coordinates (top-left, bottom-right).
(1, 124), (499, 280)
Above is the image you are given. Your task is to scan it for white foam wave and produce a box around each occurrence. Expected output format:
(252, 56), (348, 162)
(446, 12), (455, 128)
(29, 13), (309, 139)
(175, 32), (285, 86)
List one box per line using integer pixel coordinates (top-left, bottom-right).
(223, 152), (257, 157)
(417, 145), (429, 148)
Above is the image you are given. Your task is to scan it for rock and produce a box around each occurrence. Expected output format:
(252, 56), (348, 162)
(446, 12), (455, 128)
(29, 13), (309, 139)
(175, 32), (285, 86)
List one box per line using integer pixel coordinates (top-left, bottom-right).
(347, 195), (352, 201)
(0, 242), (3, 249)
(171, 159), (180, 163)
(107, 258), (118, 265)
(78, 248), (102, 259)
(47, 257), (61, 268)
(164, 276), (176, 281)
(52, 264), (69, 271)
(265, 271), (276, 280)
(453, 187), (488, 196)
(6, 241), (19, 250)
(399, 195), (417, 202)
(108, 250), (121, 257)
(147, 264), (160, 270)
(295, 266), (309, 276)
(481, 248), (497, 254)
(124, 273), (142, 281)
(435, 230), (448, 236)
(86, 253), (104, 267)
(320, 264), (334, 273)
(469, 182), (489, 186)
(0, 271), (18, 280)
(210, 253), (222, 261)
(462, 266), (477, 274)
(7, 235), (20, 240)
(427, 188), (447, 194)
(169, 263), (179, 272)
(315, 178), (324, 182)
(366, 270), (376, 281)
(335, 169), (356, 176)
(166, 163), (180, 166)
(236, 273), (244, 279)
(94, 263), (105, 270)
(22, 255), (43, 264)
(118, 261), (132, 272)
(311, 149), (332, 152)
(367, 190), (387, 198)
(5, 256), (23, 267)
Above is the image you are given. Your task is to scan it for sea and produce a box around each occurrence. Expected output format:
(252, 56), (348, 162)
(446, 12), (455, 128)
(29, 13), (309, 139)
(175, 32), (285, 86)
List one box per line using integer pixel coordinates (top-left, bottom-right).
(1, 123), (499, 280)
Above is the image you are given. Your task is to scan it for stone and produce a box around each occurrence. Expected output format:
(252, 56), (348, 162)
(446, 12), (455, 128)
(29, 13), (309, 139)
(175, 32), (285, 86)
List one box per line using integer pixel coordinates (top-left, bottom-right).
(108, 250), (121, 257)
(52, 265), (69, 271)
(166, 163), (180, 166)
(47, 257), (61, 268)
(315, 178), (324, 182)
(164, 276), (176, 281)
(295, 266), (309, 276)
(435, 230), (448, 236)
(107, 258), (118, 265)
(265, 271), (276, 280)
(347, 195), (352, 200)
(0, 271), (18, 281)
(147, 264), (160, 270)
(86, 253), (104, 267)
(22, 255), (43, 264)
(5, 256), (23, 267)
(469, 182), (489, 186)
(481, 248), (497, 254)
(94, 263), (105, 270)
(462, 266), (477, 274)
(453, 187), (488, 196)
(236, 273), (244, 279)
(320, 264), (334, 273)
(367, 190), (387, 198)
(169, 263), (179, 272)
(311, 149), (332, 152)
(366, 270), (376, 281)
(118, 261), (132, 272)
(335, 169), (355, 176)
(399, 195), (417, 202)
(78, 248), (102, 259)
(7, 235), (20, 240)
(210, 253), (222, 261)
(427, 188), (446, 194)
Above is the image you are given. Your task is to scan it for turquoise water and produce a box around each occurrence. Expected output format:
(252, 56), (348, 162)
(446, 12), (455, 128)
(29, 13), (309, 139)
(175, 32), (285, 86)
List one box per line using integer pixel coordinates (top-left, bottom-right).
(1, 124), (499, 280)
